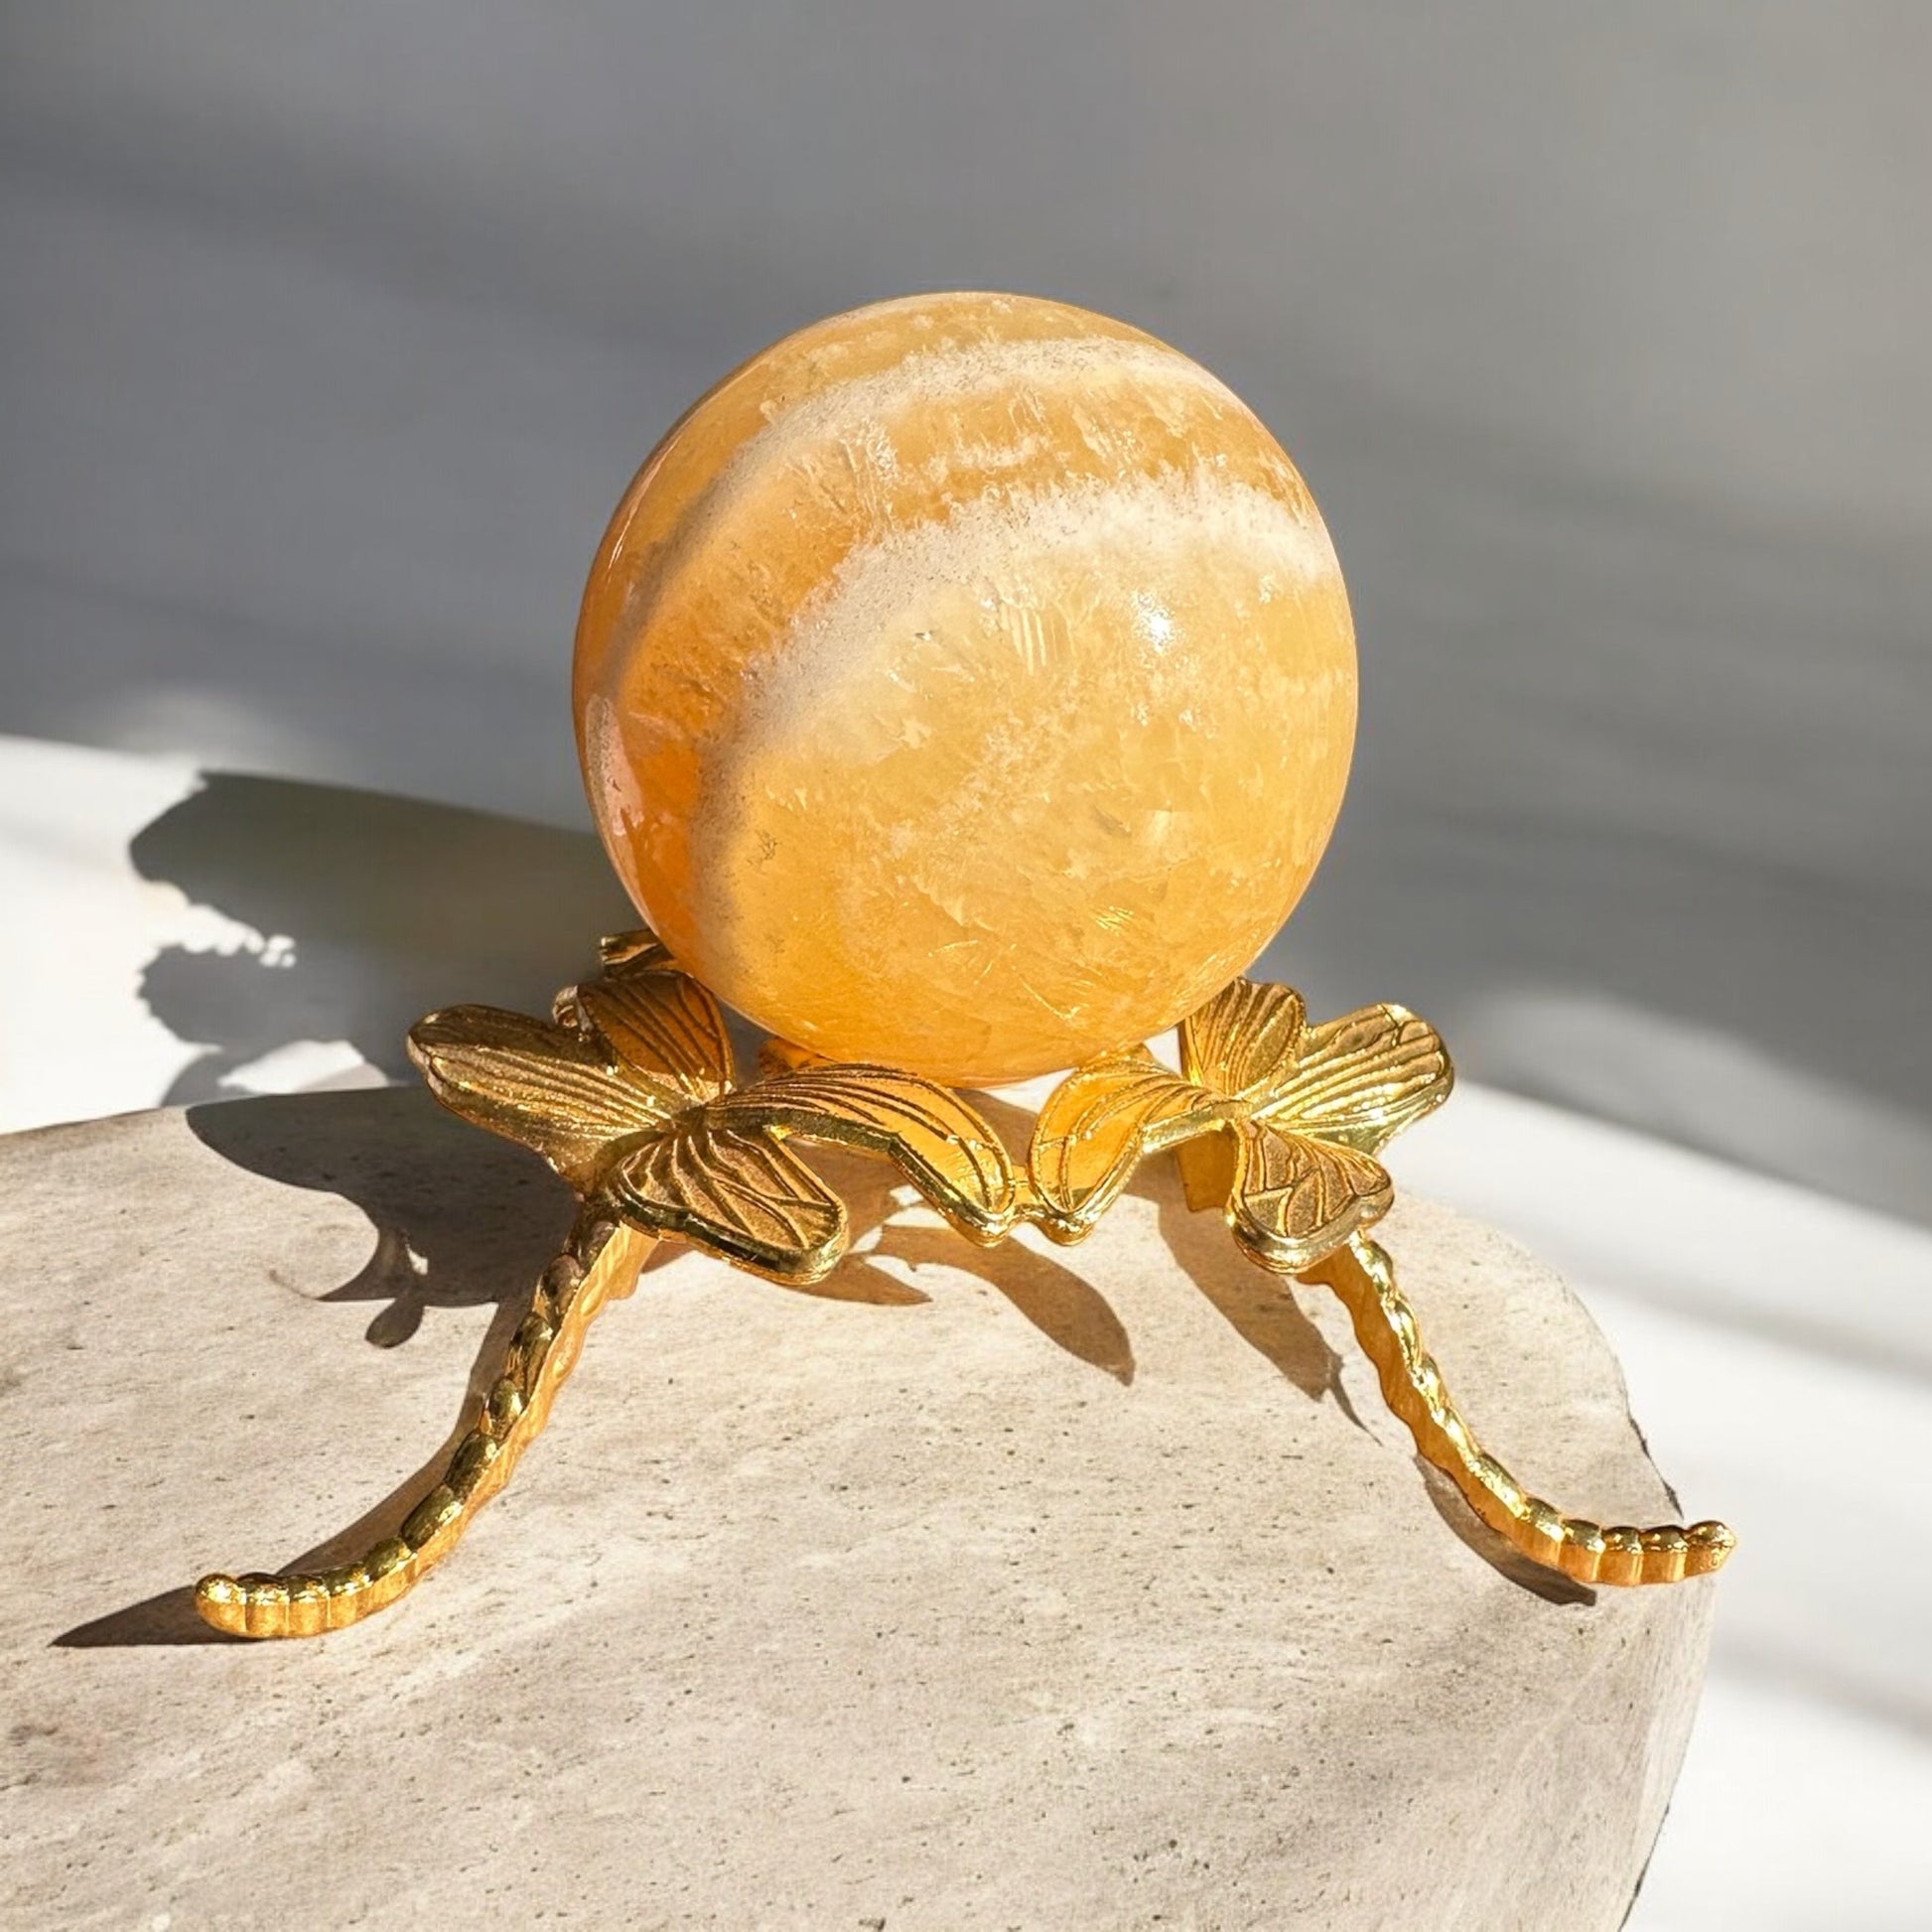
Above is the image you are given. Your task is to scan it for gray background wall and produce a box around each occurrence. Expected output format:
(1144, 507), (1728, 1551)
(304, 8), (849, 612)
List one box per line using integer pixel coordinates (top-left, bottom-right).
(3, 3), (1927, 1218)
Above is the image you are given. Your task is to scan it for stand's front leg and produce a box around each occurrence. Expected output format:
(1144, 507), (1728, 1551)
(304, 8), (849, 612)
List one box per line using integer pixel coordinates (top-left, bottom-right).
(196, 1217), (654, 1638)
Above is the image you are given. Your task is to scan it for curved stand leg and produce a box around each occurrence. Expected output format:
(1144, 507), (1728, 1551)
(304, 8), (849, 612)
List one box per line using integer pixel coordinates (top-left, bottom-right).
(1292, 1233), (1734, 1587)
(196, 1217), (654, 1637)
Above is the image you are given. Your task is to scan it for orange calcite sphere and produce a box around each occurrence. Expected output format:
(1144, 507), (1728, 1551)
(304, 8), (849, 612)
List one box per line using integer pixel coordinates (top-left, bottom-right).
(574, 292), (1355, 1085)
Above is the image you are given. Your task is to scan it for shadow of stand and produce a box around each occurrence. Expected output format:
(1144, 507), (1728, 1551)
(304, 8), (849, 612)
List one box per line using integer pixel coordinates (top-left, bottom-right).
(128, 771), (635, 1101)
(854, 1095), (1138, 1383)
(1153, 1174), (1359, 1418)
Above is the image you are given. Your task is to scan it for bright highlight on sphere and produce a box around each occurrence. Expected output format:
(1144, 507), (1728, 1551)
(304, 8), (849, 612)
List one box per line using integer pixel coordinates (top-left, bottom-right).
(574, 291), (1356, 1085)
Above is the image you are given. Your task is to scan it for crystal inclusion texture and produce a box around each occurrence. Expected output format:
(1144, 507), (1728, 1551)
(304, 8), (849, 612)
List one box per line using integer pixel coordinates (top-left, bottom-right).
(574, 292), (1356, 1086)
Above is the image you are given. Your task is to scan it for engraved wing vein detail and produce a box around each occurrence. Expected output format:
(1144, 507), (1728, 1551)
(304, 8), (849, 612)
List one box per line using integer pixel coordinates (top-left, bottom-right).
(1179, 979), (1307, 1099)
(1032, 977), (1451, 1270)
(406, 930), (1025, 1282)
(408, 1005), (682, 1193)
(412, 944), (1447, 1285)
(710, 1063), (1019, 1242)
(1227, 1118), (1394, 1272)
(1030, 1051), (1231, 1240)
(1252, 1004), (1452, 1154)
(573, 969), (732, 1104)
(608, 1120), (846, 1282)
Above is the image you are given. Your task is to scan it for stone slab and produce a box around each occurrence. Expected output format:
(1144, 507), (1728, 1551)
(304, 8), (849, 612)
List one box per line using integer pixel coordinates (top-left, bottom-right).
(0, 1090), (1716, 1929)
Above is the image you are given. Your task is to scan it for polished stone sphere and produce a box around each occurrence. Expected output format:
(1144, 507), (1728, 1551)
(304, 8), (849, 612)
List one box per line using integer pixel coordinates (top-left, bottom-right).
(574, 292), (1355, 1085)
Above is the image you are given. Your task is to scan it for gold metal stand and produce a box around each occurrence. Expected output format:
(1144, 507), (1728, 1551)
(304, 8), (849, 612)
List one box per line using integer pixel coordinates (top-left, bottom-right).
(196, 932), (1731, 1636)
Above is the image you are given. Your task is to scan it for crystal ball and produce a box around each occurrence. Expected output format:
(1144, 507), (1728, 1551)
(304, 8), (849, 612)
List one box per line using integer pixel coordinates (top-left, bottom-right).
(574, 292), (1356, 1085)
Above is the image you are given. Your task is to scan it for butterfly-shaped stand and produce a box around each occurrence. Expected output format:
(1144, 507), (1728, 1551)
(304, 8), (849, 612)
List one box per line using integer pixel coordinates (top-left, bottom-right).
(196, 936), (1730, 1637)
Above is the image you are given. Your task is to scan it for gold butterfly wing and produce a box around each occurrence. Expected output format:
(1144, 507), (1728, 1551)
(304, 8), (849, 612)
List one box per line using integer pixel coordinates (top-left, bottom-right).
(606, 1120), (847, 1285)
(710, 1063), (1021, 1244)
(571, 955), (734, 1106)
(1252, 1002), (1452, 1155)
(407, 1005), (685, 1193)
(1179, 978), (1308, 1100)
(1029, 1050), (1231, 1243)
(1225, 1118), (1395, 1274)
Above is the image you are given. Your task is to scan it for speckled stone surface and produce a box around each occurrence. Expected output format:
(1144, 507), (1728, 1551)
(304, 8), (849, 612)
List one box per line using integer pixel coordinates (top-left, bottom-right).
(2, 1090), (1714, 1930)
(574, 293), (1356, 1084)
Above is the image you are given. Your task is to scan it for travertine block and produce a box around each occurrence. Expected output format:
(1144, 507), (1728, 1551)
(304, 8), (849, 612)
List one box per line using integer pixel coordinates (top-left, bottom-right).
(1, 1090), (1713, 1929)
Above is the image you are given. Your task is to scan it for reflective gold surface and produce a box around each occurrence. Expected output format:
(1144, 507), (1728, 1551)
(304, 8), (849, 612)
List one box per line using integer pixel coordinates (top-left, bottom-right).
(1302, 1236), (1734, 1587)
(196, 938), (1729, 1636)
(574, 292), (1355, 1085)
